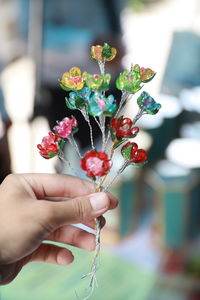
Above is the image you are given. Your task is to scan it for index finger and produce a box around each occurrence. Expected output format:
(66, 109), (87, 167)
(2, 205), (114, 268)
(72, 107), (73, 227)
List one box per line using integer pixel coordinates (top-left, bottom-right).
(21, 173), (96, 199)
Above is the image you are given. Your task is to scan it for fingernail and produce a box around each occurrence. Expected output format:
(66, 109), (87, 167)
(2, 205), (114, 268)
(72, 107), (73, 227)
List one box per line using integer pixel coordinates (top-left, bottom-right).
(90, 192), (109, 212)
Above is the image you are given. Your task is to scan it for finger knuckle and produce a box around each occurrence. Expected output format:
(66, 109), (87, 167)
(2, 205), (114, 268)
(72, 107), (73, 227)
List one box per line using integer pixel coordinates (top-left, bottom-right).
(73, 198), (88, 222)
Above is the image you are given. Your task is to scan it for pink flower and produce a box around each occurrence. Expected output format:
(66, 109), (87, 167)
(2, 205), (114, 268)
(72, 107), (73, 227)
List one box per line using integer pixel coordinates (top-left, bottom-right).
(37, 132), (60, 159)
(80, 150), (112, 178)
(53, 116), (78, 138)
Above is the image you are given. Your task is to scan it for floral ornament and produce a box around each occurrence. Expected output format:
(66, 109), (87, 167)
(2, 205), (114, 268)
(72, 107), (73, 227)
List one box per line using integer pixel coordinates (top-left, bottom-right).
(132, 64), (155, 83)
(53, 116), (78, 139)
(116, 69), (142, 94)
(110, 116), (139, 140)
(80, 150), (112, 178)
(65, 87), (92, 110)
(88, 92), (117, 117)
(137, 91), (161, 115)
(84, 73), (111, 91)
(139, 66), (156, 83)
(91, 43), (117, 61)
(116, 64), (156, 94)
(60, 67), (87, 91)
(121, 142), (147, 165)
(37, 132), (62, 159)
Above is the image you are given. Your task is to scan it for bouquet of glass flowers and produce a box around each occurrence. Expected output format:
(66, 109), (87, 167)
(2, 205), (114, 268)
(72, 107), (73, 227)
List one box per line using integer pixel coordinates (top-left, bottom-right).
(37, 42), (161, 299)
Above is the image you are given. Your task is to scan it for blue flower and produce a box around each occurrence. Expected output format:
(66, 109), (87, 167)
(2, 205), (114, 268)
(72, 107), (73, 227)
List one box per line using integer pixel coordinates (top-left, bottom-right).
(65, 87), (91, 110)
(87, 92), (117, 117)
(137, 91), (161, 115)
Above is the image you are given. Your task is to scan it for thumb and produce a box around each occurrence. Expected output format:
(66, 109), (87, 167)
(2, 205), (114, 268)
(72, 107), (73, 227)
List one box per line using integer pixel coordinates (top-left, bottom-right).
(37, 192), (111, 229)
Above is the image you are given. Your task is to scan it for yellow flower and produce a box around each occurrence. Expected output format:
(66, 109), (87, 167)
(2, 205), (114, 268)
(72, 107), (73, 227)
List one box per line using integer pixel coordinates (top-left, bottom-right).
(60, 67), (87, 91)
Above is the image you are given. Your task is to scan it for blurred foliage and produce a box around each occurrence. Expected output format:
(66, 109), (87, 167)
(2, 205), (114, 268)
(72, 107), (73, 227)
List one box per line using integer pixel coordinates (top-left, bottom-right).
(128, 0), (163, 12)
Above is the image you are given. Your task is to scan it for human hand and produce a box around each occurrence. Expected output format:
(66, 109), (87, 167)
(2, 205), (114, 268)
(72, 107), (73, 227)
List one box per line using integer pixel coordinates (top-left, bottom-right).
(0, 173), (118, 285)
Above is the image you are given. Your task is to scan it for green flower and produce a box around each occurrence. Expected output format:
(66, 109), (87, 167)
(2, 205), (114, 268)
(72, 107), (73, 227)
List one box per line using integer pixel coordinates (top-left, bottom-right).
(116, 64), (156, 94)
(84, 73), (111, 91)
(116, 68), (142, 94)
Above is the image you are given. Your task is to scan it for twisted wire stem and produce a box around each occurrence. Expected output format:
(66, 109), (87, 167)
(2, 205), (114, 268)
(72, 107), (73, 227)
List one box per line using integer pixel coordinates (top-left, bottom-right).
(79, 108), (95, 150)
(98, 59), (105, 76)
(104, 160), (129, 191)
(133, 109), (145, 124)
(68, 136), (82, 159)
(114, 91), (130, 118)
(58, 153), (79, 177)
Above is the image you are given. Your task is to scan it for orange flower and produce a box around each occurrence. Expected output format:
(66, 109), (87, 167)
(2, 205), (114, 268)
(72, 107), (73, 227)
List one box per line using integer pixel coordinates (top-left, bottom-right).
(91, 43), (117, 61)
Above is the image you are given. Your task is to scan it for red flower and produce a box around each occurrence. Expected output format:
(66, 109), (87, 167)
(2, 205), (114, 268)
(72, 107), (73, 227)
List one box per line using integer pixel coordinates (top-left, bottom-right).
(37, 132), (60, 159)
(121, 142), (147, 164)
(80, 150), (112, 178)
(110, 116), (139, 139)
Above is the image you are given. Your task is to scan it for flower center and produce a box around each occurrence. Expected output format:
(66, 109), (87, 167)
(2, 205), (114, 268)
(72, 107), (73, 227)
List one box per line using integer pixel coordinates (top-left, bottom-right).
(86, 157), (103, 173)
(72, 77), (82, 85)
(98, 99), (105, 110)
(120, 124), (130, 132)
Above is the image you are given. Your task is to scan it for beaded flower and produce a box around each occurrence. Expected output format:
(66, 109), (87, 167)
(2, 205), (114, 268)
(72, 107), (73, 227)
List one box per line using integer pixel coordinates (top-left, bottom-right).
(80, 150), (112, 178)
(116, 64), (155, 94)
(121, 142), (147, 164)
(66, 87), (91, 110)
(137, 91), (161, 115)
(91, 43), (117, 61)
(110, 116), (139, 140)
(60, 67), (87, 91)
(37, 42), (161, 298)
(139, 65), (156, 83)
(37, 132), (61, 159)
(88, 92), (117, 117)
(53, 116), (78, 139)
(84, 73), (111, 91)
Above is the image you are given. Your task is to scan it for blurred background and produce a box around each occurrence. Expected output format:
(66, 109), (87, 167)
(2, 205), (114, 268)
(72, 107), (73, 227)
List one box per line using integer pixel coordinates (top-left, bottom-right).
(0, 0), (200, 299)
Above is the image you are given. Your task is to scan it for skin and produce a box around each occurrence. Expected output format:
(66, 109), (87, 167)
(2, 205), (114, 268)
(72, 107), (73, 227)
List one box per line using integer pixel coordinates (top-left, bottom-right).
(0, 173), (118, 285)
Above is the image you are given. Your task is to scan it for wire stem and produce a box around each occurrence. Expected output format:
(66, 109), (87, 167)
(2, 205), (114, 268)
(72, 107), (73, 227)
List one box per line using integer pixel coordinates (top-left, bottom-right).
(114, 91), (130, 118)
(99, 115), (106, 151)
(80, 108), (95, 150)
(98, 59), (105, 76)
(133, 109), (145, 124)
(104, 160), (129, 191)
(68, 136), (82, 158)
(58, 153), (79, 176)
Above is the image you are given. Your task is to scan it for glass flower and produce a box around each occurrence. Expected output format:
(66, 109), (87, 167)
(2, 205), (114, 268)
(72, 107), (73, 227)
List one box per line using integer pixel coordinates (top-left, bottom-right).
(53, 116), (78, 139)
(116, 64), (156, 94)
(121, 142), (147, 164)
(65, 87), (91, 110)
(60, 67), (87, 91)
(88, 92), (117, 117)
(37, 132), (61, 159)
(91, 43), (117, 61)
(80, 150), (112, 178)
(137, 91), (161, 115)
(110, 116), (139, 140)
(139, 66), (156, 83)
(85, 73), (111, 91)
(116, 68), (143, 94)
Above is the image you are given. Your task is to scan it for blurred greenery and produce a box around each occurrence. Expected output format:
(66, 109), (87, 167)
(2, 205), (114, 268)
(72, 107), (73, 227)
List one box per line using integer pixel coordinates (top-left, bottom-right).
(128, 0), (163, 11)
(0, 245), (155, 300)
